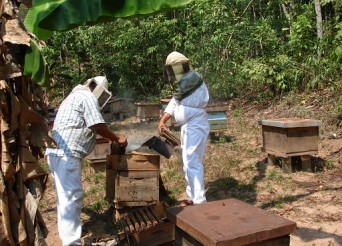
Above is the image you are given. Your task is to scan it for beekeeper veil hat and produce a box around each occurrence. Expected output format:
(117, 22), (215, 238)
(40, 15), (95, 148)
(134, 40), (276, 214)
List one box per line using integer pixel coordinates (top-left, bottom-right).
(164, 51), (192, 83)
(84, 76), (112, 109)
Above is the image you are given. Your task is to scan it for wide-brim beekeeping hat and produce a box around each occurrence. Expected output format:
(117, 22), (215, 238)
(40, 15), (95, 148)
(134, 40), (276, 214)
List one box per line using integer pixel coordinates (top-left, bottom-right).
(164, 51), (192, 82)
(84, 76), (112, 109)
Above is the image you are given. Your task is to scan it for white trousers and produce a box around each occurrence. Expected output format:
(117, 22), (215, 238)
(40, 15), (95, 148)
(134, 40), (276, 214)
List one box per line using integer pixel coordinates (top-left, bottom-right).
(47, 155), (83, 246)
(181, 121), (209, 204)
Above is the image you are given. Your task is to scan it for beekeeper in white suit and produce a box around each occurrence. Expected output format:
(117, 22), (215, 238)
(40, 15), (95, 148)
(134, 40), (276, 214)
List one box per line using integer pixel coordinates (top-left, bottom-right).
(158, 51), (210, 207)
(46, 76), (127, 245)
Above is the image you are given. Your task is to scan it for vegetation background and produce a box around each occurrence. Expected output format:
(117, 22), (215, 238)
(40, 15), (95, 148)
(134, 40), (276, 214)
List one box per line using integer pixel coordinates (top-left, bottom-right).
(4, 0), (340, 245)
(43, 0), (341, 117)
(37, 1), (341, 244)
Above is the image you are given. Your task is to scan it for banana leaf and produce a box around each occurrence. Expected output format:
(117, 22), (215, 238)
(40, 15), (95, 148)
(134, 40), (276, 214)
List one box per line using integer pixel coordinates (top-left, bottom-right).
(23, 40), (50, 86)
(24, 0), (193, 40)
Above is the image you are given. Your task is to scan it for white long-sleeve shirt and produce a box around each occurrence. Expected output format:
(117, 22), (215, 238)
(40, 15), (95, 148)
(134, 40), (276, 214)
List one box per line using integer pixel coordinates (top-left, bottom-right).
(164, 82), (209, 126)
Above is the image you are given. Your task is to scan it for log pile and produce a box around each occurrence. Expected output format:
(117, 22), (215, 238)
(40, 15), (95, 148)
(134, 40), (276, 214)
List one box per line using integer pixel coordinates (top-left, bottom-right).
(0, 0), (55, 244)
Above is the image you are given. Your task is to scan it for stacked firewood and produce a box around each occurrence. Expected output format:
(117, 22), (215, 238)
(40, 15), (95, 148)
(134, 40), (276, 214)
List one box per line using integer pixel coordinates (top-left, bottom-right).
(0, 0), (55, 245)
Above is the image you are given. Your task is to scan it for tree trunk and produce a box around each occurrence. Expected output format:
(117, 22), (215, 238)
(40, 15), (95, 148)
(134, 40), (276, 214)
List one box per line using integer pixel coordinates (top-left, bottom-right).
(314, 0), (323, 60)
(281, 3), (292, 35)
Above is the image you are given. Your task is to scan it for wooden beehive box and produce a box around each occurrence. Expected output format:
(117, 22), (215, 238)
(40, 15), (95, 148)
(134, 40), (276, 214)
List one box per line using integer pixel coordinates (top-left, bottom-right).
(103, 98), (135, 121)
(258, 118), (321, 157)
(135, 102), (161, 120)
(106, 152), (160, 209)
(205, 104), (228, 131)
(120, 202), (175, 246)
(86, 136), (111, 172)
(207, 111), (227, 131)
(167, 198), (296, 246)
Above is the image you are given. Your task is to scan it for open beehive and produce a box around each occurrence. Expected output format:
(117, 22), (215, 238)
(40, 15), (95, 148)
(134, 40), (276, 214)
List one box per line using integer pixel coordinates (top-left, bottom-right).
(106, 152), (161, 209)
(119, 202), (174, 246)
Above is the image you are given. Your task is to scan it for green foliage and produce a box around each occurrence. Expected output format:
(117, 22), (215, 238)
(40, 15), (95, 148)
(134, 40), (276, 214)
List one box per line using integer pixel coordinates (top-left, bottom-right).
(40, 0), (342, 103)
(23, 39), (50, 85)
(24, 0), (193, 40)
(335, 95), (342, 126)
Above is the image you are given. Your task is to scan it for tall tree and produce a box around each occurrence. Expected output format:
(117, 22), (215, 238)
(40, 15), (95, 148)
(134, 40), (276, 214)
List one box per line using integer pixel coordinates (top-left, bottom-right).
(314, 0), (323, 59)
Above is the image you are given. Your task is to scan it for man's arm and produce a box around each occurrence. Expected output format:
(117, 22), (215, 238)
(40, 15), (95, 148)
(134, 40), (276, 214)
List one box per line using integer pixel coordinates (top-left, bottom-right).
(157, 112), (172, 134)
(90, 123), (127, 146)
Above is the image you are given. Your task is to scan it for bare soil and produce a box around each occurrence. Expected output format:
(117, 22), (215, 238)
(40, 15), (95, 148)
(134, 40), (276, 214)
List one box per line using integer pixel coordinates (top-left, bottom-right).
(40, 90), (342, 246)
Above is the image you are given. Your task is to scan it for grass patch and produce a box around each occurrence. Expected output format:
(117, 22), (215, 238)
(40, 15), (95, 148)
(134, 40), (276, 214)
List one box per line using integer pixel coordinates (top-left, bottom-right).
(266, 169), (284, 182)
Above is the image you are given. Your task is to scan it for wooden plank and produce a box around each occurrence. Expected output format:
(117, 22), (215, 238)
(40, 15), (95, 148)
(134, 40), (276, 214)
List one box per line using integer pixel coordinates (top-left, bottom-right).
(246, 235), (290, 246)
(285, 127), (319, 154)
(115, 170), (159, 201)
(263, 149), (318, 158)
(115, 186), (159, 202)
(258, 118), (321, 128)
(281, 157), (292, 173)
(115, 201), (159, 209)
(105, 169), (117, 202)
(167, 198), (296, 246)
(300, 155), (312, 171)
(117, 170), (159, 187)
(107, 153), (160, 170)
(130, 221), (175, 246)
(87, 142), (110, 160)
(267, 154), (276, 165)
(262, 125), (287, 156)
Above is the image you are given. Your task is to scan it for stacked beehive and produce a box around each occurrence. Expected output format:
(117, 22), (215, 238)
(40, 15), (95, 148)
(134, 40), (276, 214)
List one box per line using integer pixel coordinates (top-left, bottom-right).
(105, 152), (161, 210)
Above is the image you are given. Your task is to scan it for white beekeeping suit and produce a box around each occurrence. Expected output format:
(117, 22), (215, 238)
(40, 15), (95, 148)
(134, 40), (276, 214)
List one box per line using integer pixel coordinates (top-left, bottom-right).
(160, 51), (210, 205)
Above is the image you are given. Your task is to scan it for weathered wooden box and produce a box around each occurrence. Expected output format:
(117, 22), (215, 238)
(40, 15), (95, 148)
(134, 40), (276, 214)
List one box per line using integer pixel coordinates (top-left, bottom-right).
(120, 202), (175, 246)
(106, 152), (160, 208)
(86, 136), (111, 172)
(167, 198), (296, 246)
(103, 98), (134, 121)
(207, 111), (227, 131)
(205, 103), (228, 132)
(258, 118), (321, 157)
(135, 102), (161, 120)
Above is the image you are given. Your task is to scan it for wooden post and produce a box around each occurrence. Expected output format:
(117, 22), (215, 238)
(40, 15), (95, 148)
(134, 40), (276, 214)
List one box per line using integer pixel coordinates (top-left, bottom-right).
(268, 154), (276, 165)
(281, 157), (292, 173)
(301, 155), (312, 171)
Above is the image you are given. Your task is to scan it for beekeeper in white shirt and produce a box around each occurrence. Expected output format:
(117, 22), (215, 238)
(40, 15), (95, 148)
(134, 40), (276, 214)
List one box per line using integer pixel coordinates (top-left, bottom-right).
(157, 52), (210, 207)
(46, 76), (127, 245)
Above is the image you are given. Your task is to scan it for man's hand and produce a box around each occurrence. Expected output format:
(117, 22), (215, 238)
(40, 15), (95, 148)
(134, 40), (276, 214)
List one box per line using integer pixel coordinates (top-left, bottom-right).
(157, 122), (167, 135)
(157, 113), (172, 134)
(116, 136), (128, 147)
(91, 123), (127, 146)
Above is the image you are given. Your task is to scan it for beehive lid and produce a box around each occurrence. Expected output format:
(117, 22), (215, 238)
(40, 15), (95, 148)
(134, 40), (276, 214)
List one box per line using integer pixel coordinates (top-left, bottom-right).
(258, 118), (321, 128)
(207, 111), (227, 120)
(167, 198), (296, 246)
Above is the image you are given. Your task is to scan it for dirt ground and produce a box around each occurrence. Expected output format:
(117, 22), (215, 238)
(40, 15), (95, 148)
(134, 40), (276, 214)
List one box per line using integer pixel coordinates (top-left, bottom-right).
(39, 92), (342, 246)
